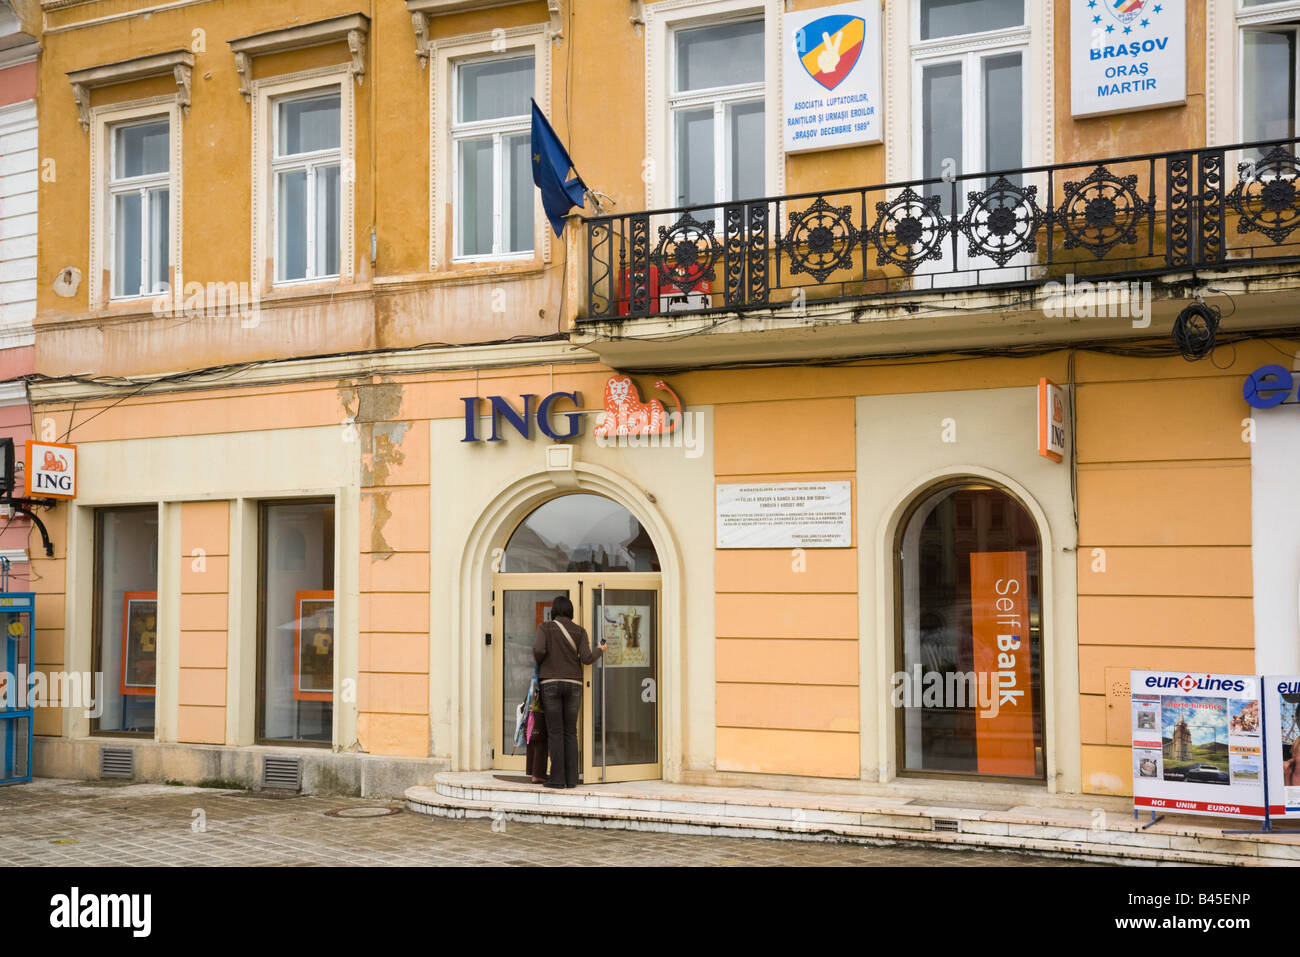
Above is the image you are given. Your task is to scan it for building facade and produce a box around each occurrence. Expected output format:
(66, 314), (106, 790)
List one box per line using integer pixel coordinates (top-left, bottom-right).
(0, 0), (39, 589)
(21, 0), (1300, 800)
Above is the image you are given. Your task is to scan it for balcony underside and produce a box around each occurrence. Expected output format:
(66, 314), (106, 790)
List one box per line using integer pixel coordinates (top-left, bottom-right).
(579, 138), (1300, 366)
(573, 262), (1300, 369)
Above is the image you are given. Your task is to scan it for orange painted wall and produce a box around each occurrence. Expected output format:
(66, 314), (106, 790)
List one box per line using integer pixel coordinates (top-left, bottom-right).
(713, 396), (860, 779)
(31, 507), (65, 737)
(1073, 347), (1264, 795)
(355, 380), (431, 758)
(177, 501), (229, 745)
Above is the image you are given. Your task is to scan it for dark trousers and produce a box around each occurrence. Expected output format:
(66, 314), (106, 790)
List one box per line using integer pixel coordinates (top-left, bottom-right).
(541, 680), (581, 787)
(525, 712), (548, 780)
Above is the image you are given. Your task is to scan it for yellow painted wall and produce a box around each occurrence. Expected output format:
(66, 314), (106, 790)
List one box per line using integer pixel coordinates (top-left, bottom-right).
(22, 342), (1267, 794)
(31, 507), (66, 736)
(713, 397), (860, 779)
(35, 0), (1219, 379)
(177, 500), (229, 745)
(356, 382), (431, 757)
(1073, 346), (1265, 795)
(1053, 0), (1206, 161)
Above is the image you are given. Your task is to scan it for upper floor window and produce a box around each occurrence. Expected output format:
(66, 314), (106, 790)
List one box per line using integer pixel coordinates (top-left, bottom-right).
(273, 90), (342, 284)
(919, 0), (1023, 40)
(109, 118), (170, 300)
(453, 54), (535, 259)
(670, 18), (765, 207)
(1239, 0), (1300, 146)
(913, 0), (1027, 204)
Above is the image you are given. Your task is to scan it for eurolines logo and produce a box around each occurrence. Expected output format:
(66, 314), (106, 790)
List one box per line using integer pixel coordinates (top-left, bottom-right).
(1144, 674), (1247, 694)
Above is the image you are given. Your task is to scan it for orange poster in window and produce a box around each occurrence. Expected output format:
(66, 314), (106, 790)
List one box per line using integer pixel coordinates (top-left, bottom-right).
(121, 592), (158, 696)
(294, 590), (333, 702)
(969, 551), (1035, 777)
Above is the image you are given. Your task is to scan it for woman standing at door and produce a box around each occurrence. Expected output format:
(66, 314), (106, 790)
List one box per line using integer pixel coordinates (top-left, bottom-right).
(534, 595), (605, 789)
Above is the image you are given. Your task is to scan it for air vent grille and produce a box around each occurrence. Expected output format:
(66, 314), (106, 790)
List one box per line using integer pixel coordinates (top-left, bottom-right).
(262, 756), (302, 791)
(932, 818), (960, 833)
(99, 747), (134, 780)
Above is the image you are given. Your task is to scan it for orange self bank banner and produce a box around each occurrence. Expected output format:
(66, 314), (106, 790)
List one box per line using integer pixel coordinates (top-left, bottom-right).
(969, 551), (1034, 776)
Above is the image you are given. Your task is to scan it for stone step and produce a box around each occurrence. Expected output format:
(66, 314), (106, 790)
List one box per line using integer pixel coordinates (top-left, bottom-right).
(405, 779), (1290, 866)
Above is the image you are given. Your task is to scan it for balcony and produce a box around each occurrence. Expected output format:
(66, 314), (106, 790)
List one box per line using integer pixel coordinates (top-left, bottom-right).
(576, 138), (1300, 367)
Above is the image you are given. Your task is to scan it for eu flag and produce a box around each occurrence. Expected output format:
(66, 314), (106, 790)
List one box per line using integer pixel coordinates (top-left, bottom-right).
(531, 99), (586, 236)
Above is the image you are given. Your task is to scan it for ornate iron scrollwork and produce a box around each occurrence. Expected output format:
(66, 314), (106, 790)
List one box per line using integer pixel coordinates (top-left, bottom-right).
(1198, 150), (1224, 263)
(777, 195), (858, 284)
(1166, 154), (1191, 267)
(1226, 145), (1300, 245)
(867, 186), (949, 275)
(960, 176), (1043, 267)
(723, 204), (745, 307)
(587, 220), (614, 318)
(652, 211), (721, 296)
(747, 202), (770, 305)
(1055, 165), (1152, 259)
(628, 215), (652, 315)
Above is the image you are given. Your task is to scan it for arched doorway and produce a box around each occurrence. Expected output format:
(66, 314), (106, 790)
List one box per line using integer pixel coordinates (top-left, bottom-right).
(492, 493), (662, 783)
(894, 480), (1045, 781)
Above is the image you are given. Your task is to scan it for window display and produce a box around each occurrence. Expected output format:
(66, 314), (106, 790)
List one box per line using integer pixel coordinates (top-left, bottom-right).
(896, 483), (1044, 778)
(259, 501), (334, 743)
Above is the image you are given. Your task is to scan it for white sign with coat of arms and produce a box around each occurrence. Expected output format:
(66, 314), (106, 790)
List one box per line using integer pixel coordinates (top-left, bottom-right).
(1071, 0), (1185, 118)
(782, 0), (882, 152)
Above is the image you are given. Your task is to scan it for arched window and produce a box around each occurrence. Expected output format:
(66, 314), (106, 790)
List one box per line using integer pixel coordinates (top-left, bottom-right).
(896, 481), (1044, 779)
(502, 494), (659, 573)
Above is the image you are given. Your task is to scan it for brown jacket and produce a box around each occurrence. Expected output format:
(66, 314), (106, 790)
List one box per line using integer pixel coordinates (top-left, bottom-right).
(534, 617), (602, 684)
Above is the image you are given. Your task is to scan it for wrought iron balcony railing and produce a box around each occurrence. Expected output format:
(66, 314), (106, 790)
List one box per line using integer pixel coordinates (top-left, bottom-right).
(583, 138), (1300, 321)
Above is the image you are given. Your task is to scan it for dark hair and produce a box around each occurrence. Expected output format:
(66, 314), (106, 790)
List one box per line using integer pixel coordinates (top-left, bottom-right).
(551, 595), (574, 620)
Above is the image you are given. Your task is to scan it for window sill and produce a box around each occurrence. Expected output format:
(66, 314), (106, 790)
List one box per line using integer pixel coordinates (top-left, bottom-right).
(379, 258), (548, 288)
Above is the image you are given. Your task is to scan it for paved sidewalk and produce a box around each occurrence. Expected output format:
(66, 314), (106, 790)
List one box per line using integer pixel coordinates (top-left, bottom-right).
(0, 779), (1099, 866)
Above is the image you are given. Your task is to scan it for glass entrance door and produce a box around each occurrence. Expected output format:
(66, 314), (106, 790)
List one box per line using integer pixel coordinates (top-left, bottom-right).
(492, 574), (661, 782)
(585, 579), (661, 783)
(493, 575), (574, 773)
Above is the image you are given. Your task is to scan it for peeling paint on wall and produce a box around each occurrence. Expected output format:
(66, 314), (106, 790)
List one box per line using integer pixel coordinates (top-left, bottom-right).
(343, 377), (411, 560)
(365, 421), (410, 487)
(366, 489), (393, 558)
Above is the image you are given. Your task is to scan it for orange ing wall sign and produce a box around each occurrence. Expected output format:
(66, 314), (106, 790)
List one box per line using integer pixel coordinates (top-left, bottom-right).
(969, 551), (1035, 776)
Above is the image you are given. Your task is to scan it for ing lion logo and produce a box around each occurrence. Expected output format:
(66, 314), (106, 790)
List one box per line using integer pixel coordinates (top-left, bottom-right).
(42, 450), (68, 472)
(592, 376), (683, 437)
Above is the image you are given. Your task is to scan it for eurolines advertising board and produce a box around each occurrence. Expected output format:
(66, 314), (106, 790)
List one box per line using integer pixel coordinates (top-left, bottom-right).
(1130, 671), (1265, 820)
(783, 0), (881, 152)
(1071, 0), (1186, 118)
(1263, 677), (1300, 820)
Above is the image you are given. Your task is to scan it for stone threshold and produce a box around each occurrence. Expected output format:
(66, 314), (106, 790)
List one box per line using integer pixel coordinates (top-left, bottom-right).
(405, 772), (1300, 866)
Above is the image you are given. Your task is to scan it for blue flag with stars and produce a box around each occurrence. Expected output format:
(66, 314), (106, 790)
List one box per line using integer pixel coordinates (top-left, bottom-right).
(531, 99), (586, 237)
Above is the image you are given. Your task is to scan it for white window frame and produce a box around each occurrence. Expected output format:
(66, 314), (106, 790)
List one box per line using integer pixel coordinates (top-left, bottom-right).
(428, 24), (551, 271)
(1209, 1), (1299, 145)
(908, 26), (1031, 184)
(250, 67), (355, 294)
(1232, 0), (1300, 144)
(89, 98), (182, 311)
(270, 88), (345, 285)
(644, 0), (783, 211)
(667, 16), (767, 208)
(0, 99), (37, 348)
(107, 116), (172, 301)
(885, 0), (1052, 183)
(450, 51), (536, 262)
